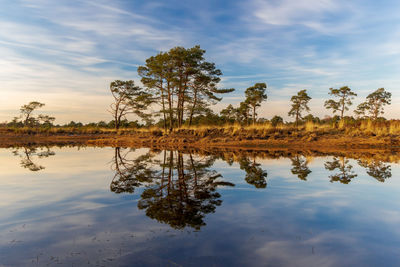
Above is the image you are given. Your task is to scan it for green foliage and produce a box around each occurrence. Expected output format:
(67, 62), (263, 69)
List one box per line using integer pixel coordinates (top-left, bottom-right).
(355, 88), (391, 120)
(324, 86), (357, 119)
(19, 101), (45, 126)
(244, 83), (267, 124)
(324, 157), (357, 184)
(109, 80), (151, 129)
(15, 101), (56, 127)
(238, 157), (267, 188)
(270, 115), (283, 126)
(288, 89), (311, 125)
(291, 155), (311, 180)
(138, 45), (233, 130)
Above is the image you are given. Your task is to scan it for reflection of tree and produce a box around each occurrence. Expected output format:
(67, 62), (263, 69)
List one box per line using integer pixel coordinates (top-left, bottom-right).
(290, 155), (312, 181)
(12, 146), (55, 171)
(358, 159), (392, 182)
(110, 149), (234, 230)
(238, 156), (267, 188)
(110, 147), (156, 193)
(324, 157), (357, 184)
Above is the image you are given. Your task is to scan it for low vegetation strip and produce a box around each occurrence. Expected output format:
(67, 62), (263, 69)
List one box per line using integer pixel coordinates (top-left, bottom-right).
(2, 120), (400, 150)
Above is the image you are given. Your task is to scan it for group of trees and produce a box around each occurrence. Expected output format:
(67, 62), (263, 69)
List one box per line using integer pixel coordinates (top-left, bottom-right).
(5, 47), (393, 129)
(109, 46), (234, 130)
(219, 83), (267, 125)
(284, 86), (392, 126)
(109, 44), (392, 128)
(10, 101), (55, 127)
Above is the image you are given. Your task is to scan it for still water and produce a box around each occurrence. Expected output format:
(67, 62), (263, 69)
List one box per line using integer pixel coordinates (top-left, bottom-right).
(1, 146), (400, 266)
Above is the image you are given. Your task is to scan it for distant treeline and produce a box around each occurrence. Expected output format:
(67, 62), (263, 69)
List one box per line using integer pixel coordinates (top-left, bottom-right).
(2, 45), (393, 130)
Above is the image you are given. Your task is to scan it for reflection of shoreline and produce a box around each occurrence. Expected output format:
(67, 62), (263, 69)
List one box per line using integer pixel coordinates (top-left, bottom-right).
(2, 131), (400, 153)
(4, 142), (400, 164)
(107, 147), (394, 229)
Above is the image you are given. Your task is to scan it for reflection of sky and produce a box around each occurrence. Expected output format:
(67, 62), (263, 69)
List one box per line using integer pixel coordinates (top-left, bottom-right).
(1, 148), (400, 266)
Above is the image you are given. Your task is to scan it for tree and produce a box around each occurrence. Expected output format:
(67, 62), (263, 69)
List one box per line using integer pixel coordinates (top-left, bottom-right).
(19, 101), (45, 126)
(138, 45), (233, 131)
(109, 80), (151, 130)
(270, 115), (283, 126)
(12, 146), (55, 171)
(238, 156), (268, 188)
(244, 83), (267, 125)
(324, 157), (357, 184)
(290, 155), (312, 180)
(187, 62), (234, 126)
(288, 89), (311, 126)
(238, 101), (251, 125)
(354, 88), (391, 120)
(358, 159), (391, 183)
(109, 149), (233, 230)
(324, 86), (357, 119)
(220, 104), (237, 123)
(38, 114), (55, 127)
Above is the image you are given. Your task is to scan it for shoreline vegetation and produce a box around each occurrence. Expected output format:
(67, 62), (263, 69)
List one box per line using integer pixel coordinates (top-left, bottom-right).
(2, 46), (396, 153)
(2, 120), (400, 152)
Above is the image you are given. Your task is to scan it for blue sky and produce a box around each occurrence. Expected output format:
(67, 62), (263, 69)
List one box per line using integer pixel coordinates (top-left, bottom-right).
(1, 0), (400, 123)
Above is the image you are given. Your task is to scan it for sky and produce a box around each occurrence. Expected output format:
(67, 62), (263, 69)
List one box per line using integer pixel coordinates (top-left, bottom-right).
(1, 0), (400, 123)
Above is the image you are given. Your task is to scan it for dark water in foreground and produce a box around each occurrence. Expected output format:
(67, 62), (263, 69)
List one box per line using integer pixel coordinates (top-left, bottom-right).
(1, 146), (400, 266)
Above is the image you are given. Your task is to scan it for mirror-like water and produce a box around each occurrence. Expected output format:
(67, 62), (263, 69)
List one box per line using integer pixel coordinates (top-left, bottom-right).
(1, 146), (400, 266)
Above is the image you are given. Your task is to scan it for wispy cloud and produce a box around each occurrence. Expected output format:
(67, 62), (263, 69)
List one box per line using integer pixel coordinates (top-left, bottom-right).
(1, 0), (400, 122)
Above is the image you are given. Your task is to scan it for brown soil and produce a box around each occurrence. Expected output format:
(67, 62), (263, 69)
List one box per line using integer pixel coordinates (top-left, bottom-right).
(1, 130), (399, 153)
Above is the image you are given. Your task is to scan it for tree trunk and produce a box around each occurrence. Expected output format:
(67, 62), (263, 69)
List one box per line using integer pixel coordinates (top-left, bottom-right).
(341, 95), (345, 119)
(253, 105), (256, 125)
(160, 83), (167, 131)
(188, 89), (198, 127)
(167, 82), (173, 132)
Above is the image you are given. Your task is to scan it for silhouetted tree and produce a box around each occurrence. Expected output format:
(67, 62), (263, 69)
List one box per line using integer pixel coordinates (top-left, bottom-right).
(245, 83), (267, 125)
(324, 157), (357, 184)
(355, 88), (391, 120)
(109, 80), (152, 130)
(12, 146), (55, 171)
(271, 115), (283, 126)
(291, 155), (312, 180)
(324, 86), (357, 119)
(109, 149), (233, 230)
(238, 156), (267, 188)
(138, 46), (233, 131)
(288, 89), (311, 126)
(358, 159), (392, 182)
(110, 147), (156, 193)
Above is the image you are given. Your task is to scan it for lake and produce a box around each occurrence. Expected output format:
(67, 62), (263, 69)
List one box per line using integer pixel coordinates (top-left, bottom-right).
(0, 146), (400, 266)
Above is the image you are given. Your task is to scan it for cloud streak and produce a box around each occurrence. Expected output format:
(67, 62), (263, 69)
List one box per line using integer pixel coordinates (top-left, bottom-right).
(1, 0), (400, 122)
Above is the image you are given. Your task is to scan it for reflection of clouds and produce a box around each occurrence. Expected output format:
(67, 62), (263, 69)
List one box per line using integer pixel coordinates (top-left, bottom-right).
(254, 230), (364, 267)
(0, 206), (176, 266)
(2, 148), (400, 265)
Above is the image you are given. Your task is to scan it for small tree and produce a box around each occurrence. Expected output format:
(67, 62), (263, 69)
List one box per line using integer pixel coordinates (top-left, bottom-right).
(244, 83), (267, 125)
(355, 88), (391, 120)
(238, 101), (251, 125)
(38, 115), (55, 127)
(324, 86), (357, 119)
(109, 80), (151, 130)
(220, 104), (237, 123)
(20, 101), (45, 126)
(270, 115), (283, 126)
(288, 90), (311, 126)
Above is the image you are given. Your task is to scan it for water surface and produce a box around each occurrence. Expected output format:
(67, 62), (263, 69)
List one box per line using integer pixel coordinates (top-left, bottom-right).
(1, 146), (400, 266)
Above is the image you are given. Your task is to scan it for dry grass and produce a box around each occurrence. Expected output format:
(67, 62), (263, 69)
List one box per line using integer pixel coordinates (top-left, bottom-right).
(2, 119), (400, 139)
